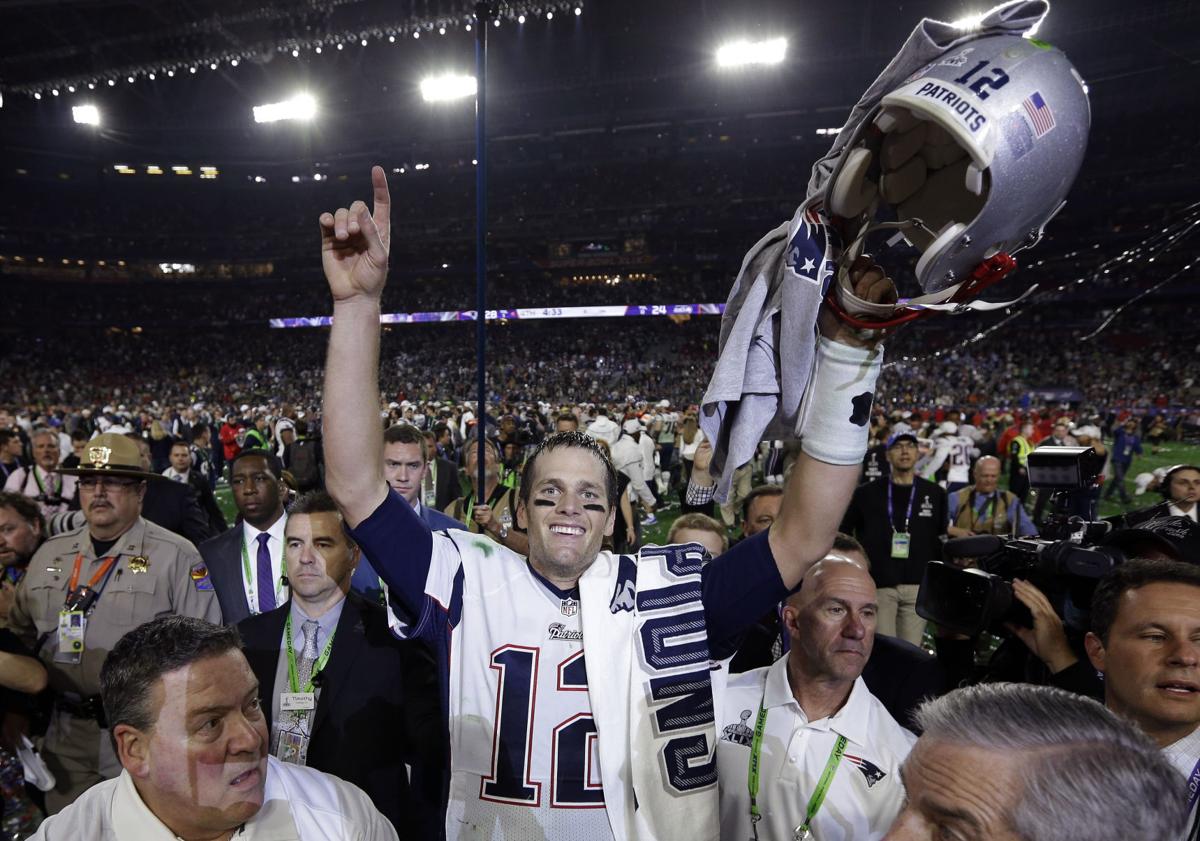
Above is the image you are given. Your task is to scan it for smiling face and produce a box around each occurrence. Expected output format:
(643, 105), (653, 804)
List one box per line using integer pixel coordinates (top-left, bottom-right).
(129, 650), (268, 838)
(883, 739), (1024, 841)
(518, 446), (615, 586)
(1085, 581), (1200, 746)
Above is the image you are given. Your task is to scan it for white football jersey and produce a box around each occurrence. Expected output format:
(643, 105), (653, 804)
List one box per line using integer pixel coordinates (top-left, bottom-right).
(414, 530), (610, 840)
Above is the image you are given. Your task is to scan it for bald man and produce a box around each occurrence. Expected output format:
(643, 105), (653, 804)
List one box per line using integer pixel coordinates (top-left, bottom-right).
(946, 455), (1037, 538)
(716, 557), (915, 841)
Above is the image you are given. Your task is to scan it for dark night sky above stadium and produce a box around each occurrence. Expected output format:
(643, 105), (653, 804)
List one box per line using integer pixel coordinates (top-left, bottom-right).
(0, 0), (1194, 165)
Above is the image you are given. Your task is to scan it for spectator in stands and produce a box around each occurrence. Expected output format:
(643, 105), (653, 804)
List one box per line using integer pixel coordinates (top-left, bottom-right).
(842, 433), (946, 646)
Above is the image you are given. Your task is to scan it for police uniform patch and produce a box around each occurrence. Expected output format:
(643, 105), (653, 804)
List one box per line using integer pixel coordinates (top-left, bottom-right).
(190, 562), (214, 591)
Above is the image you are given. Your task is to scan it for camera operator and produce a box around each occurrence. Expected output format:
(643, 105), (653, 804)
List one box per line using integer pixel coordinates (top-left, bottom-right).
(1084, 558), (1200, 841)
(933, 515), (1200, 701)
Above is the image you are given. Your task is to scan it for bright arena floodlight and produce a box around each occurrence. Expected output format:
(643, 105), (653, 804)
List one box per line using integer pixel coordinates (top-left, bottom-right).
(420, 73), (477, 103)
(252, 93), (317, 124)
(72, 104), (101, 125)
(716, 37), (788, 69)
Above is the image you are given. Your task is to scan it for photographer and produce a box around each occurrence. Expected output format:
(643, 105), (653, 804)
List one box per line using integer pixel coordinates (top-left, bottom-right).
(2, 429), (78, 519)
(933, 515), (1200, 701)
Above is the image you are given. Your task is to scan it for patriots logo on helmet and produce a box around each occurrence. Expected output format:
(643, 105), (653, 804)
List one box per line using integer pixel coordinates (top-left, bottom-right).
(845, 754), (887, 788)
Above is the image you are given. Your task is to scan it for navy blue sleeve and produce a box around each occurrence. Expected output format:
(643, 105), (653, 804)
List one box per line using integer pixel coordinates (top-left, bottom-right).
(347, 489), (434, 629)
(702, 530), (789, 652)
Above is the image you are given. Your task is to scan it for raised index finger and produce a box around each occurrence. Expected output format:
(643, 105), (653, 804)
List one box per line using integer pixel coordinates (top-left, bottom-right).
(370, 165), (391, 251)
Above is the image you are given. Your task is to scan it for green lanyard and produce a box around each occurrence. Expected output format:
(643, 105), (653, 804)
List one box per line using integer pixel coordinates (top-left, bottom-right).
(284, 611), (337, 693)
(240, 536), (285, 613)
(747, 697), (849, 841)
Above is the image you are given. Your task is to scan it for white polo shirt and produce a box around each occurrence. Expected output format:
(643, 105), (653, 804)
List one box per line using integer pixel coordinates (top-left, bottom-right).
(716, 657), (915, 841)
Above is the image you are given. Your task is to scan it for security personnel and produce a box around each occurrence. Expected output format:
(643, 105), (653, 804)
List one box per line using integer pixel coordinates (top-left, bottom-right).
(8, 433), (221, 813)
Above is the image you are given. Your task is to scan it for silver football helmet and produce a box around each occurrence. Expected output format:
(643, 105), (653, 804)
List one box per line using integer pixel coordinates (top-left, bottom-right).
(824, 33), (1090, 311)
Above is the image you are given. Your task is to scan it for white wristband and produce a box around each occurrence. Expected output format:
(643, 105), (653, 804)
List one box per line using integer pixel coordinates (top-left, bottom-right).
(798, 336), (882, 465)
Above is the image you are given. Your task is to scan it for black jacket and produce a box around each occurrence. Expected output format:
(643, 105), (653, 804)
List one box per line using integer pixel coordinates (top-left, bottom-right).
(238, 592), (445, 837)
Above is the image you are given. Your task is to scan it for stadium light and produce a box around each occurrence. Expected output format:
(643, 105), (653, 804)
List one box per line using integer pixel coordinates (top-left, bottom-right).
(252, 93), (317, 123)
(72, 104), (101, 126)
(420, 74), (476, 103)
(716, 37), (788, 69)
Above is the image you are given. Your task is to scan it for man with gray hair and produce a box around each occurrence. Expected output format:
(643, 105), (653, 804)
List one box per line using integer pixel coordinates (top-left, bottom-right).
(883, 682), (1185, 841)
(31, 615), (396, 840)
(3, 428), (77, 518)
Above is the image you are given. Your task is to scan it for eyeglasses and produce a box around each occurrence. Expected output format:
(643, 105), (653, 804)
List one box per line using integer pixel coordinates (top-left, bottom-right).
(78, 476), (139, 491)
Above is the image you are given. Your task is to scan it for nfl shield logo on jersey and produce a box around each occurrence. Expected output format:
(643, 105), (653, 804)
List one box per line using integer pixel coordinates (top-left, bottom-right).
(560, 597), (579, 617)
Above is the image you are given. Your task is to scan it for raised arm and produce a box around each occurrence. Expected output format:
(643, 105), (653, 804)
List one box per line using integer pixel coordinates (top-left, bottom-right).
(320, 166), (392, 527)
(767, 259), (893, 589)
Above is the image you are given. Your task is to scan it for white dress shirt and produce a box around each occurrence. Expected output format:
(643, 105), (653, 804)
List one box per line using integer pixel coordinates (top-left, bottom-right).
(1169, 502), (1199, 523)
(716, 657), (915, 841)
(1163, 725), (1200, 841)
(242, 515), (289, 615)
(30, 755), (397, 840)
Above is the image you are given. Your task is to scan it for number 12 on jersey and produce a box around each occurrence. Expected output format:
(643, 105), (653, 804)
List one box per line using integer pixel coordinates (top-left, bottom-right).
(480, 645), (604, 808)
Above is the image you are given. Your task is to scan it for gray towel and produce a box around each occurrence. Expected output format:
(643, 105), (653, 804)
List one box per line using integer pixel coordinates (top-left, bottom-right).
(700, 1), (1048, 500)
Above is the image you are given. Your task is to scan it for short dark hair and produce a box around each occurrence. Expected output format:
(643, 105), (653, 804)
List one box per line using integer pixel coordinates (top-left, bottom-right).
(741, 484), (784, 523)
(230, 448), (283, 478)
(169, 440), (190, 452)
(191, 422), (210, 440)
(555, 413), (579, 429)
(519, 431), (618, 512)
(0, 491), (45, 540)
(432, 422), (450, 438)
(286, 490), (354, 546)
(832, 531), (866, 556)
(70, 428), (91, 443)
(383, 423), (428, 461)
(0, 430), (16, 449)
(101, 617), (243, 743)
(1090, 558), (1200, 643)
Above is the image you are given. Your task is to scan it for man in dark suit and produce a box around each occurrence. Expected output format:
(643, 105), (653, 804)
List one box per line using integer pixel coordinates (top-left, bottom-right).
(199, 449), (289, 625)
(422, 429), (462, 512)
(238, 491), (443, 834)
(163, 439), (227, 536)
(350, 425), (464, 603)
(127, 434), (214, 546)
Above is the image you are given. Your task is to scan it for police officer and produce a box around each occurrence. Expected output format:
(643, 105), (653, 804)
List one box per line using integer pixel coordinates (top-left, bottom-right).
(7, 433), (221, 813)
